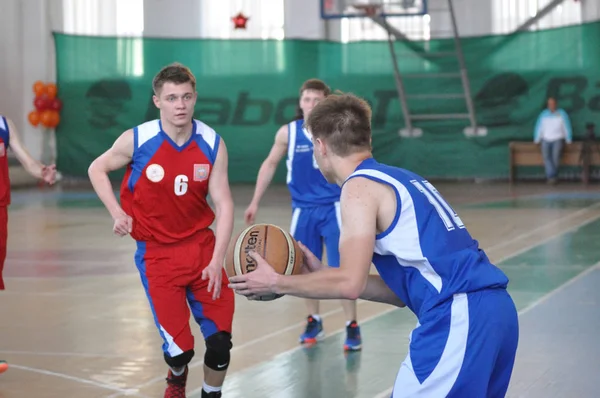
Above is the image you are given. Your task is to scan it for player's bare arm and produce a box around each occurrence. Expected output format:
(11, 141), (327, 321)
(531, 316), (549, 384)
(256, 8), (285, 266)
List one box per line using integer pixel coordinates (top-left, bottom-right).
(360, 275), (405, 307)
(244, 124), (289, 224)
(297, 239), (404, 307)
(230, 177), (405, 308)
(203, 139), (235, 299)
(88, 129), (134, 234)
(6, 118), (56, 184)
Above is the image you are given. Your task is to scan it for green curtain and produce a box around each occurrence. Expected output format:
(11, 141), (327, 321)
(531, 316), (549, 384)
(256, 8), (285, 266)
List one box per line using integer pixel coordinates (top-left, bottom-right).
(54, 21), (600, 182)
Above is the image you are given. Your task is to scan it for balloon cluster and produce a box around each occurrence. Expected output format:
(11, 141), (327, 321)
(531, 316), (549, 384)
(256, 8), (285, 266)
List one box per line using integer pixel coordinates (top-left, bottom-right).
(28, 81), (62, 129)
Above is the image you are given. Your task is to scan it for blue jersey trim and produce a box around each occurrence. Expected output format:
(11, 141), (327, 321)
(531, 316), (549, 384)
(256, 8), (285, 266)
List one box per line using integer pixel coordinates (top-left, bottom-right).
(0, 116), (9, 148)
(211, 135), (220, 164)
(194, 132), (220, 165)
(159, 120), (196, 152)
(128, 129), (164, 193)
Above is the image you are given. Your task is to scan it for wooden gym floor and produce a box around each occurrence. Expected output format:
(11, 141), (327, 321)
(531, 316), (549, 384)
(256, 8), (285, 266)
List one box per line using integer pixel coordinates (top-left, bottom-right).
(1, 182), (600, 398)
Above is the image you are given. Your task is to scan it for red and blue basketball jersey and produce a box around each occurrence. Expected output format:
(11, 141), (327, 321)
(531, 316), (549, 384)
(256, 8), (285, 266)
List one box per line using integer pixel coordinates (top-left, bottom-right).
(120, 119), (220, 245)
(0, 116), (11, 207)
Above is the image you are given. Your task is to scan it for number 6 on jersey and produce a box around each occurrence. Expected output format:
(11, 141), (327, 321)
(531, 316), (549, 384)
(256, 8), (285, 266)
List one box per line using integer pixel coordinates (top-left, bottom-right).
(411, 180), (465, 231)
(174, 174), (188, 196)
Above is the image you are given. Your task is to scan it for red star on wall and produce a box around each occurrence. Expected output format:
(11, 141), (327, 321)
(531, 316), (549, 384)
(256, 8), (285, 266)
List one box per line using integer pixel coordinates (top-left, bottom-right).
(232, 12), (249, 29)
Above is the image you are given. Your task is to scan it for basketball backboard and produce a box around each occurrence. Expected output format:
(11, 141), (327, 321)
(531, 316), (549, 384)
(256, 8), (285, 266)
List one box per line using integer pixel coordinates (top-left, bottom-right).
(321, 0), (427, 19)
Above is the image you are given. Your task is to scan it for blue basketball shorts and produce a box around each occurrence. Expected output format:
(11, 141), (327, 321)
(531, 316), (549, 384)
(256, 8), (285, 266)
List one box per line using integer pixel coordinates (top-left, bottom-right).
(391, 288), (519, 398)
(289, 202), (341, 267)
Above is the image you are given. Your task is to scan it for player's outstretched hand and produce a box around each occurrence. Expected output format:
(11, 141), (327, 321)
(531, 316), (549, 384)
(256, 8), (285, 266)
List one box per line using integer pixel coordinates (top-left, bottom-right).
(113, 213), (132, 237)
(244, 203), (258, 225)
(228, 251), (279, 299)
(202, 262), (223, 300)
(41, 164), (57, 185)
(297, 241), (325, 274)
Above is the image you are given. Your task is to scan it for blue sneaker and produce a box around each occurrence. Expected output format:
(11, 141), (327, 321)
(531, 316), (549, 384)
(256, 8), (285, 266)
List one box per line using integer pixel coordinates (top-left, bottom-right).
(344, 321), (362, 351)
(299, 316), (324, 344)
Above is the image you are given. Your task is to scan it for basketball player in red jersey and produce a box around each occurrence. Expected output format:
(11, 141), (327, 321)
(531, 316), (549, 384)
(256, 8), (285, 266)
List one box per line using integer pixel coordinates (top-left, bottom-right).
(88, 63), (235, 398)
(0, 115), (57, 374)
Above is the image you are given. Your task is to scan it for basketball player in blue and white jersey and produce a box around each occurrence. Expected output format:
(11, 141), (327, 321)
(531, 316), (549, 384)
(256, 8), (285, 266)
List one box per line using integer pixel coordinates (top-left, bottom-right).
(244, 79), (362, 351)
(230, 92), (520, 397)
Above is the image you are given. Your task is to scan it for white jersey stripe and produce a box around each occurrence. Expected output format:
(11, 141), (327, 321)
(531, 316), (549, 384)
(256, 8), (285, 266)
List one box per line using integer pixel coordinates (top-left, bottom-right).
(349, 169), (443, 293)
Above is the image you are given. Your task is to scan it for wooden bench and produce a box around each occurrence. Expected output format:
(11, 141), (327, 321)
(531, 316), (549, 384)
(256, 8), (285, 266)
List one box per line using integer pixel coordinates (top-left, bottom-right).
(509, 141), (600, 184)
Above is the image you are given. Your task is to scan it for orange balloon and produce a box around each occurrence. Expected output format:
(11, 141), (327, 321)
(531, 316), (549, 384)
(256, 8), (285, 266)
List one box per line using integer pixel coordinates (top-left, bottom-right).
(44, 110), (60, 128)
(46, 83), (58, 100)
(33, 81), (46, 97)
(40, 110), (54, 128)
(28, 110), (41, 127)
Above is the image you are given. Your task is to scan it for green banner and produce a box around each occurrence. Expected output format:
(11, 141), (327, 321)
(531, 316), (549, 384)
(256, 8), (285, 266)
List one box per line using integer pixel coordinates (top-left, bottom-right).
(54, 21), (600, 182)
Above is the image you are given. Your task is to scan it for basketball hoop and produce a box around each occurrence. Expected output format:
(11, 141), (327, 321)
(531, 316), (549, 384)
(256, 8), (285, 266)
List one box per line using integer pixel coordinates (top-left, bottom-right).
(351, 3), (381, 17)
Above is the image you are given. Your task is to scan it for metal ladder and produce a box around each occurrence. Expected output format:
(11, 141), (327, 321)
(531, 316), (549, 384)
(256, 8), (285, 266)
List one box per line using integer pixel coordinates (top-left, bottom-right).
(372, 0), (486, 138)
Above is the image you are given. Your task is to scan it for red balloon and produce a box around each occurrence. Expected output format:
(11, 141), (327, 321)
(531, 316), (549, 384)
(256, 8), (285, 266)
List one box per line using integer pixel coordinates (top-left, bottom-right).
(34, 95), (50, 111)
(49, 98), (62, 111)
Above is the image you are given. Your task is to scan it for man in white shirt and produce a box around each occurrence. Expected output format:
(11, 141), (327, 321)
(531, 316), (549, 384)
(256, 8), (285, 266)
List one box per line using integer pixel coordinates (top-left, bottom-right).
(533, 97), (573, 184)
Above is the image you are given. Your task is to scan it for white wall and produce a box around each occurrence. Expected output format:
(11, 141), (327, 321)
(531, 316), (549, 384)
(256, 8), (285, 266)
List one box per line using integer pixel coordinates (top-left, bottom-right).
(582, 0), (600, 22)
(144, 0), (286, 39)
(144, 0), (202, 38)
(285, 0), (325, 39)
(491, 0), (582, 34)
(0, 0), (62, 164)
(336, 0), (586, 42)
(0, 0), (23, 131)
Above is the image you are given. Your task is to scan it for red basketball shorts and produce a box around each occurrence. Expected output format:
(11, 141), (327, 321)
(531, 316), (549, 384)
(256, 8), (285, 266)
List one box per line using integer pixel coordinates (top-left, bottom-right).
(0, 206), (7, 290)
(134, 230), (235, 359)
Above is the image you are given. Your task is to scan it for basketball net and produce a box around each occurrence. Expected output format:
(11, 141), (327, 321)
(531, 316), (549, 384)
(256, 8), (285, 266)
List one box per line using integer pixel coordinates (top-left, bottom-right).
(351, 4), (382, 32)
(352, 4), (380, 16)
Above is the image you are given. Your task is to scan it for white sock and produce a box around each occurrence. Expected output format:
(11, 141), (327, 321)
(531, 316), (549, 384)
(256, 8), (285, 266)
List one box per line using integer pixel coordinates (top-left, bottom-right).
(203, 382), (222, 393)
(170, 366), (185, 376)
(311, 314), (321, 322)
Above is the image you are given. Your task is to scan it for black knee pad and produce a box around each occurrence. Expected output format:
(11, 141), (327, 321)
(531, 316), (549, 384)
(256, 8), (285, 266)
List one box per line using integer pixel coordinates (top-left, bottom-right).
(164, 349), (194, 369)
(204, 332), (232, 371)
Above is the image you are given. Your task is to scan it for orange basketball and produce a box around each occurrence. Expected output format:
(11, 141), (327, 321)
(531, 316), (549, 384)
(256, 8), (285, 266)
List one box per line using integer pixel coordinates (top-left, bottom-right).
(225, 223), (304, 301)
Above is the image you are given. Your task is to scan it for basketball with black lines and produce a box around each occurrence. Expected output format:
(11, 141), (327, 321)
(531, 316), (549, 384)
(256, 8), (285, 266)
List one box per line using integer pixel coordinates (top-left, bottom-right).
(225, 223), (304, 301)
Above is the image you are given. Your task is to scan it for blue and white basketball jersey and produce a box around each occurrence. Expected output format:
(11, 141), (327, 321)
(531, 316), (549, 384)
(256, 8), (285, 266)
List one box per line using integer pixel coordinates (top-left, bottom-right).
(286, 119), (341, 208)
(345, 158), (509, 318)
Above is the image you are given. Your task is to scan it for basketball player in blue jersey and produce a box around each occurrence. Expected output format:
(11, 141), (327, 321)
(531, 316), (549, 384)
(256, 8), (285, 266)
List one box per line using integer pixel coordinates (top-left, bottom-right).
(230, 92), (520, 397)
(243, 79), (362, 351)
